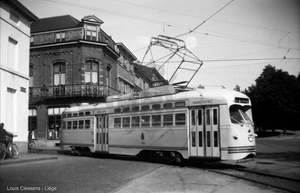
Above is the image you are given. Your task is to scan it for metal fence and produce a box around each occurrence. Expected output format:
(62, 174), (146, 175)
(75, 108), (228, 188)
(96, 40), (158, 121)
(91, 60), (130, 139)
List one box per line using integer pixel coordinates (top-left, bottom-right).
(29, 84), (120, 100)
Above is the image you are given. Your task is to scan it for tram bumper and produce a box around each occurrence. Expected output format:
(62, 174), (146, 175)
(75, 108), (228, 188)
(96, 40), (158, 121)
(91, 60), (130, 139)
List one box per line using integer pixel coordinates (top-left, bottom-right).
(236, 153), (256, 163)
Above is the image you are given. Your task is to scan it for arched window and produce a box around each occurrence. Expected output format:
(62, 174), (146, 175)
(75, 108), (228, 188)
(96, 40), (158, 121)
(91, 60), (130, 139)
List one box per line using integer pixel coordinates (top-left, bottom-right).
(85, 60), (99, 85)
(53, 62), (66, 86)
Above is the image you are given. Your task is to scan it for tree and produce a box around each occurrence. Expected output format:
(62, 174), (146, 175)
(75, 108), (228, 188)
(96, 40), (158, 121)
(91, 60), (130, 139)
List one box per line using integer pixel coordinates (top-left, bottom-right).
(233, 85), (240, 92)
(244, 65), (300, 132)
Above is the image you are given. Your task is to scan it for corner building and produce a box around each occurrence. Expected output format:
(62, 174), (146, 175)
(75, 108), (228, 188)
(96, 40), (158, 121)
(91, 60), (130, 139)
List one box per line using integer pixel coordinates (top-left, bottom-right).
(29, 15), (146, 148)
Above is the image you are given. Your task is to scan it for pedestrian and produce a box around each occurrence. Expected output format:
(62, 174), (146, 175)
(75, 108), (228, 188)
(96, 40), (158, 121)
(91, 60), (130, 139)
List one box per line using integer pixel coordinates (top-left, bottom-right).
(0, 123), (6, 141)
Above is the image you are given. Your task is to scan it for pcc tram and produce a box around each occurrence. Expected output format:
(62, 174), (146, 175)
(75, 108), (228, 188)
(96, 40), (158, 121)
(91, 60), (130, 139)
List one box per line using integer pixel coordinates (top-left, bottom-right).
(60, 85), (256, 162)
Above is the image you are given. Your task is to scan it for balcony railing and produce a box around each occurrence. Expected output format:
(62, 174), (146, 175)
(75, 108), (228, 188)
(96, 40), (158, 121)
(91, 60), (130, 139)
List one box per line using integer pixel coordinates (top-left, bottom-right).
(29, 84), (120, 103)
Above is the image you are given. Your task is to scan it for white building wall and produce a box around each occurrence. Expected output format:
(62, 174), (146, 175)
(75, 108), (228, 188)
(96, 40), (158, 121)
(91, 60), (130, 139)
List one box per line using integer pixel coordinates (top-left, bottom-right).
(0, 1), (34, 153)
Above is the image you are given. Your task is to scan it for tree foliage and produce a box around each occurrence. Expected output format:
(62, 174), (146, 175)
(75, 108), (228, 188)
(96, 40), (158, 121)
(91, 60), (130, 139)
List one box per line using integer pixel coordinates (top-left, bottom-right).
(244, 65), (300, 131)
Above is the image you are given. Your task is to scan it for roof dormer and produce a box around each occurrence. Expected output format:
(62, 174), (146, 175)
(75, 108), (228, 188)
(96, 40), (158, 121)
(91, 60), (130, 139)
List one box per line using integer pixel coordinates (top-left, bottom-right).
(81, 15), (104, 41)
(82, 15), (104, 26)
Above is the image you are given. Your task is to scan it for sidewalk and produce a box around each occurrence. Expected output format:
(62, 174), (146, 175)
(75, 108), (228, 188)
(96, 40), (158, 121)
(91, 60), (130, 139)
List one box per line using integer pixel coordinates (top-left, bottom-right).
(0, 148), (58, 166)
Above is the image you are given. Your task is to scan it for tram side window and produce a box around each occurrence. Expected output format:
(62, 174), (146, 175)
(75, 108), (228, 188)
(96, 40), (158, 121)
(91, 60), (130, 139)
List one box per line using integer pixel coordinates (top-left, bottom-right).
(67, 121), (72, 130)
(163, 114), (173, 126)
(191, 110), (195, 125)
(175, 113), (186, 125)
(198, 110), (202, 125)
(141, 105), (150, 111)
(132, 116), (140, 127)
(114, 108), (121, 113)
(206, 109), (211, 125)
(62, 122), (66, 130)
(114, 118), (121, 128)
(123, 107), (130, 112)
(175, 101), (185, 107)
(132, 106), (139, 112)
(141, 116), (150, 127)
(85, 120), (90, 129)
(152, 115), (161, 127)
(79, 120), (84, 129)
(163, 103), (173, 109)
(73, 121), (78, 129)
(123, 117), (130, 127)
(213, 109), (218, 125)
(152, 104), (160, 110)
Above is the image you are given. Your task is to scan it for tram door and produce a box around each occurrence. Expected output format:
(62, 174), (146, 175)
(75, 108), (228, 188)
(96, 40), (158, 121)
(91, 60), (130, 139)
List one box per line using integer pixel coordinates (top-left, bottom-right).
(189, 106), (220, 158)
(96, 115), (109, 152)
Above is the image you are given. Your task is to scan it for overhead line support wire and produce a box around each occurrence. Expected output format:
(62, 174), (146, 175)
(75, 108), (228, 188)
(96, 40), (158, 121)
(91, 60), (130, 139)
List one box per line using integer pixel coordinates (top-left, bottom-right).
(174, 0), (234, 38)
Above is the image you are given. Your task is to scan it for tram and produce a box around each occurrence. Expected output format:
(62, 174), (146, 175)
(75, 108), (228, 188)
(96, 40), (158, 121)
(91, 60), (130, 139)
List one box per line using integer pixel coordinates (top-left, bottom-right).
(60, 85), (256, 162)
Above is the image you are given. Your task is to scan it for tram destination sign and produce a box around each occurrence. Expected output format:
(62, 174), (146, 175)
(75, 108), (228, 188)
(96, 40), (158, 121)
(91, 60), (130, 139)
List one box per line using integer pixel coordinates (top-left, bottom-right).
(187, 98), (226, 106)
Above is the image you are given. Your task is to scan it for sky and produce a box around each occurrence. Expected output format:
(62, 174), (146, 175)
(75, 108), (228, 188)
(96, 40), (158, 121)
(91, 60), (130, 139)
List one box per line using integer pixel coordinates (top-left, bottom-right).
(19, 0), (300, 90)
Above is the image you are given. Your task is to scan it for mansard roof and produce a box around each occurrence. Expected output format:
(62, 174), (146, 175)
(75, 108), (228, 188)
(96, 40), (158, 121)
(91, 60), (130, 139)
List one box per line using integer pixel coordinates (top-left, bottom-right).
(31, 15), (80, 33)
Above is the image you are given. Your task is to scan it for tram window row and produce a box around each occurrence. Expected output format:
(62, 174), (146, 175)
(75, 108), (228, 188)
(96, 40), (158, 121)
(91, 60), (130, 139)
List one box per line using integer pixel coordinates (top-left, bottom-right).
(61, 112), (187, 130)
(62, 119), (92, 130)
(114, 101), (186, 113)
(113, 113), (186, 128)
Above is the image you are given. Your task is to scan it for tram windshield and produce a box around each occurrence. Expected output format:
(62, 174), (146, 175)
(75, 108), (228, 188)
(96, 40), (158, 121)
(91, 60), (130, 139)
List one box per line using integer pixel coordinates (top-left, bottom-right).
(230, 105), (253, 125)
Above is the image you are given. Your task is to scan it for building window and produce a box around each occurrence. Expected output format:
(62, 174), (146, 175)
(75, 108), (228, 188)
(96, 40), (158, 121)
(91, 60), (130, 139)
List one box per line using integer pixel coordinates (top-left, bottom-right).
(30, 36), (34, 45)
(10, 11), (19, 24)
(85, 61), (100, 85)
(107, 66), (111, 87)
(53, 62), (66, 85)
(118, 78), (133, 94)
(86, 25), (97, 41)
(29, 64), (34, 87)
(28, 109), (37, 140)
(55, 32), (66, 42)
(48, 107), (68, 140)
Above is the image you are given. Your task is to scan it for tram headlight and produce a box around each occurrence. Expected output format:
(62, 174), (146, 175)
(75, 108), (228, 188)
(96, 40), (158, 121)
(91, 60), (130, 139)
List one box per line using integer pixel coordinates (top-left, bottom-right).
(248, 134), (254, 142)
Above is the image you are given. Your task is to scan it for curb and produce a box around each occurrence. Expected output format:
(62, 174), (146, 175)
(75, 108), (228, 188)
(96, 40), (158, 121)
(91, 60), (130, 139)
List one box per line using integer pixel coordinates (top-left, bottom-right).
(0, 156), (58, 166)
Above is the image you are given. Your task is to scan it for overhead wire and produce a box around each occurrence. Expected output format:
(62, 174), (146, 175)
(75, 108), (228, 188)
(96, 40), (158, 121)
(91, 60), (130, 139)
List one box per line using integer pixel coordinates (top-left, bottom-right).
(41, 0), (300, 75)
(42, 0), (299, 52)
(111, 0), (289, 34)
(174, 0), (235, 38)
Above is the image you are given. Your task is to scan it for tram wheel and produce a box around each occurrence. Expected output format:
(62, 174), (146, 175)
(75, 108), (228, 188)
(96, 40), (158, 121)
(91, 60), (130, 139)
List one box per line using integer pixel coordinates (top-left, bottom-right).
(174, 152), (185, 166)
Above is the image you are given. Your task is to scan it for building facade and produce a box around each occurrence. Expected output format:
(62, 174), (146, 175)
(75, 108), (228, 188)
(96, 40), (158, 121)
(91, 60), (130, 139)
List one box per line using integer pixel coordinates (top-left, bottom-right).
(29, 15), (166, 148)
(0, 0), (38, 153)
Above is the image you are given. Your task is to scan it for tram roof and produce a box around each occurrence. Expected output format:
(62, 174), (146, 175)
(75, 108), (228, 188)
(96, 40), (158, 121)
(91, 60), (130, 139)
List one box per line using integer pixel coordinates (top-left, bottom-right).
(63, 85), (250, 113)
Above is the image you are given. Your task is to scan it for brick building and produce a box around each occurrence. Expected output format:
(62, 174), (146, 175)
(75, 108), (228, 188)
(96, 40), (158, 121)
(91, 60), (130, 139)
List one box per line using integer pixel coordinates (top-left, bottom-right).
(28, 15), (166, 148)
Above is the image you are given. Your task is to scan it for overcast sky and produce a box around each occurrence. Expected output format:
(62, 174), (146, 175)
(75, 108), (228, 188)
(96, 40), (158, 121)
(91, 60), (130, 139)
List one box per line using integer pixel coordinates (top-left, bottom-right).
(19, 0), (300, 90)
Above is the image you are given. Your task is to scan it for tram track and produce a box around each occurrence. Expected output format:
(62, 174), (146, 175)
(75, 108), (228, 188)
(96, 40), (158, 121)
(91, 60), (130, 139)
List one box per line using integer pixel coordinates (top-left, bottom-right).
(207, 167), (300, 193)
